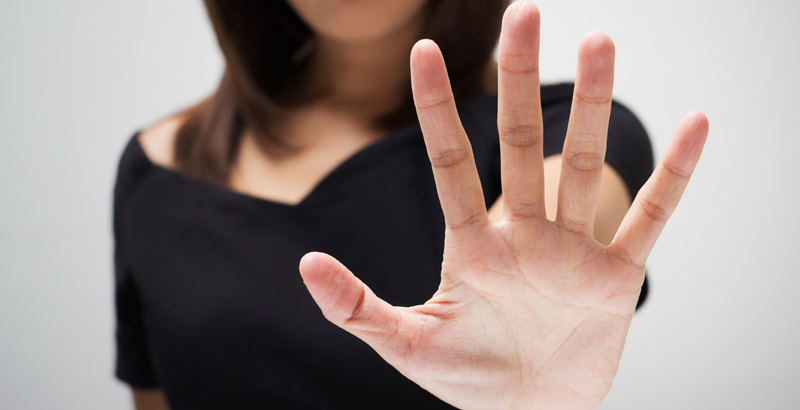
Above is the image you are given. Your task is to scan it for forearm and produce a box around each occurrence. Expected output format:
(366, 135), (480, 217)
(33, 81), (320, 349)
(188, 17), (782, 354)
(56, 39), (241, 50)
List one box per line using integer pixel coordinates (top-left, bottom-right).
(132, 388), (170, 410)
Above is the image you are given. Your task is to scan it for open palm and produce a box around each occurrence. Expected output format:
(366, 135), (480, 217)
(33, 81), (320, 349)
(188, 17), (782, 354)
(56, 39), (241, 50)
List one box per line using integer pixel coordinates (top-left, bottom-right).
(299, 3), (708, 409)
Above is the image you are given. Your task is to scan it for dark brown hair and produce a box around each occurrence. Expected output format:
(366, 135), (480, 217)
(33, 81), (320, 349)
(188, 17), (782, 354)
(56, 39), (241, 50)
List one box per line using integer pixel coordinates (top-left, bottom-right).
(174, 0), (509, 185)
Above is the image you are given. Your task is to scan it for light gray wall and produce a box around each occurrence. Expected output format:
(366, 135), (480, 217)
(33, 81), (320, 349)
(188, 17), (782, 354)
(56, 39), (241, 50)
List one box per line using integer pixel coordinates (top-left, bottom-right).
(0, 0), (797, 408)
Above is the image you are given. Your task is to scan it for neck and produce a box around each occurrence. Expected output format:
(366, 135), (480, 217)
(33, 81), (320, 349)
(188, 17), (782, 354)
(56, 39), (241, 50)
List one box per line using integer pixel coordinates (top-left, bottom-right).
(304, 22), (421, 119)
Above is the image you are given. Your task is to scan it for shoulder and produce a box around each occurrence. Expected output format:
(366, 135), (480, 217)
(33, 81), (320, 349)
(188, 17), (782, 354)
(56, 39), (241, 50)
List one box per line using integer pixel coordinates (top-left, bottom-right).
(137, 114), (185, 170)
(114, 113), (185, 205)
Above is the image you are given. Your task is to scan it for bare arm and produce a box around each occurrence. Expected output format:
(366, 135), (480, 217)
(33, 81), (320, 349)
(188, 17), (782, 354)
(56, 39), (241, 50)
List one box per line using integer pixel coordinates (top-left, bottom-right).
(132, 389), (170, 410)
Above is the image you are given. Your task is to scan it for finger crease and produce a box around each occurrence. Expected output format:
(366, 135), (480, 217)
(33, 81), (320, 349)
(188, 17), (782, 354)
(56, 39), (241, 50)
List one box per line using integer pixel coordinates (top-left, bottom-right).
(430, 147), (470, 168)
(638, 197), (671, 222)
(565, 150), (605, 172)
(499, 124), (544, 147)
(344, 283), (367, 324)
(415, 95), (454, 110)
(661, 161), (692, 179)
(574, 93), (613, 105)
(446, 213), (489, 231)
(499, 63), (540, 75)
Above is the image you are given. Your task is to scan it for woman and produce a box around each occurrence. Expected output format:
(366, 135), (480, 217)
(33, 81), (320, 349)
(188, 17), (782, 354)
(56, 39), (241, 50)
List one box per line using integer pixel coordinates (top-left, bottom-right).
(113, 0), (708, 409)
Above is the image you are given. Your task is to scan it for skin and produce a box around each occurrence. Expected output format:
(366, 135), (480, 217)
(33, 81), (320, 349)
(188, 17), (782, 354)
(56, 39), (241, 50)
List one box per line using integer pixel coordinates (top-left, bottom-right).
(133, 2), (707, 409)
(299, 4), (708, 409)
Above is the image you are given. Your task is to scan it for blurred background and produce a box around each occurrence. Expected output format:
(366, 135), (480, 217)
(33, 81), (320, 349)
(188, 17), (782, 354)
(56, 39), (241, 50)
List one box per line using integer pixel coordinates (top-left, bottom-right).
(1, 0), (798, 408)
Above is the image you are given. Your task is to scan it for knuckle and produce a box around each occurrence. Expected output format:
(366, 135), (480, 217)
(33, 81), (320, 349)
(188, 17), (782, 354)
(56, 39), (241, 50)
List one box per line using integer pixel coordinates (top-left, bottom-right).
(498, 123), (544, 148)
(430, 146), (470, 168)
(415, 95), (453, 109)
(565, 150), (605, 171)
(342, 283), (367, 326)
(639, 197), (671, 222)
(661, 161), (692, 180)
(499, 55), (540, 75)
(610, 245), (645, 270)
(574, 92), (613, 105)
(504, 201), (543, 220)
(446, 212), (488, 231)
(557, 215), (592, 236)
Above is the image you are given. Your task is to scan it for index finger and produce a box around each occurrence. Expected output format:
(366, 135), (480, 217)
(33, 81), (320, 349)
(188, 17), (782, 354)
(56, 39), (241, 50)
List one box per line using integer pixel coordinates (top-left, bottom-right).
(410, 40), (488, 230)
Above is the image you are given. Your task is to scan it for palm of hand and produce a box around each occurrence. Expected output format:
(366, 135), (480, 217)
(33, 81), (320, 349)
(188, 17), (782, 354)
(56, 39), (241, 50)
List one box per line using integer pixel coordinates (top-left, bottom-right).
(400, 221), (642, 409)
(299, 3), (708, 410)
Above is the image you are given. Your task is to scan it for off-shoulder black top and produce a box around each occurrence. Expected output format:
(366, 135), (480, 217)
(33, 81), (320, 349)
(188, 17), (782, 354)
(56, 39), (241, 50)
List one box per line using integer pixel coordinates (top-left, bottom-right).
(113, 83), (653, 409)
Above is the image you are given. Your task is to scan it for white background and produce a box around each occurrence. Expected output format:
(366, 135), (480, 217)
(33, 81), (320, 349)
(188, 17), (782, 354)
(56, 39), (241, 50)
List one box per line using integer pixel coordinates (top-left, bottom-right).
(1, 0), (798, 408)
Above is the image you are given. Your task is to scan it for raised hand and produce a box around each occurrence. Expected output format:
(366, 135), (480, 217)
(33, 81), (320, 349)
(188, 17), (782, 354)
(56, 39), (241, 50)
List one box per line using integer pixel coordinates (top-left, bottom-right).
(298, 2), (708, 409)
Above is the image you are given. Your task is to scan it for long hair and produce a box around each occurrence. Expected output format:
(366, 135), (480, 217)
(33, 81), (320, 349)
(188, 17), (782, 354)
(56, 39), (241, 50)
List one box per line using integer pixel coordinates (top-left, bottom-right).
(174, 0), (509, 185)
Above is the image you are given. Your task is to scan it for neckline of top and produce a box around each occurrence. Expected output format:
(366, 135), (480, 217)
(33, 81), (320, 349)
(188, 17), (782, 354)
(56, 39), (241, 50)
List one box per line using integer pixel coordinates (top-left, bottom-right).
(131, 93), (501, 210)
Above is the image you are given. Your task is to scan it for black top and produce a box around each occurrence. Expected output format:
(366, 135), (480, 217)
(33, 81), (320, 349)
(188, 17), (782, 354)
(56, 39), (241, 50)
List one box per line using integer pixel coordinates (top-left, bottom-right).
(113, 83), (653, 409)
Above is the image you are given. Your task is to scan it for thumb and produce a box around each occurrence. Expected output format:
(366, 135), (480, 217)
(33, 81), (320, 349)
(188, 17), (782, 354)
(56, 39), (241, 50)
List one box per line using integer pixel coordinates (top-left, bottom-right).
(299, 252), (414, 355)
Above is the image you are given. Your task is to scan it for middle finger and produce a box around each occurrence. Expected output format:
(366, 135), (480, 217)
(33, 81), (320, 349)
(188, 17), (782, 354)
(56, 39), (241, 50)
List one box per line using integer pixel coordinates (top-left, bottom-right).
(497, 2), (546, 221)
